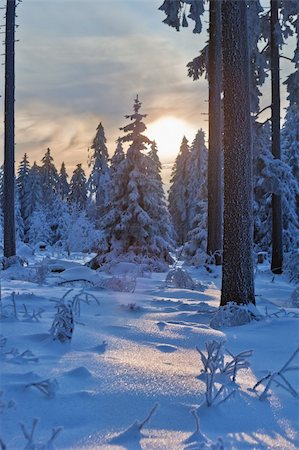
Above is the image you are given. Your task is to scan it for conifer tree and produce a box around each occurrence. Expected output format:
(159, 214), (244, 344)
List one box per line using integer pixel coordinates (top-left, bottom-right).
(57, 162), (69, 201)
(68, 164), (88, 210)
(90, 96), (173, 269)
(168, 136), (190, 245)
(25, 162), (43, 220)
(17, 154), (31, 232)
(88, 123), (110, 225)
(40, 148), (59, 204)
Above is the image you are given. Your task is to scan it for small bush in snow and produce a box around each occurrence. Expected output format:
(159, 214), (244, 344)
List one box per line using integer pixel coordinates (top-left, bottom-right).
(20, 418), (62, 450)
(210, 302), (262, 328)
(0, 255), (27, 270)
(252, 347), (299, 400)
(109, 404), (159, 444)
(50, 289), (100, 342)
(184, 409), (224, 449)
(101, 275), (136, 293)
(197, 340), (253, 407)
(50, 302), (74, 343)
(120, 302), (141, 312)
(165, 268), (203, 290)
(25, 379), (59, 399)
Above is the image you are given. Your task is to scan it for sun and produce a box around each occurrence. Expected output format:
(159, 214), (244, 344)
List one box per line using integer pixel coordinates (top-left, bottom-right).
(146, 116), (197, 162)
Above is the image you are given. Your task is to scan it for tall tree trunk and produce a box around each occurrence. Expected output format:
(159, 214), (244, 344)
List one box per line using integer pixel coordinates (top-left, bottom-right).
(4, 0), (16, 258)
(220, 0), (255, 306)
(207, 0), (222, 264)
(270, 0), (283, 274)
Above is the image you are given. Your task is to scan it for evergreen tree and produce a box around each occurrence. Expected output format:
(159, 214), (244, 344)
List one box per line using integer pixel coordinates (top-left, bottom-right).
(25, 162), (43, 219)
(40, 148), (59, 204)
(91, 96), (173, 269)
(0, 165), (3, 209)
(57, 162), (69, 201)
(17, 154), (31, 236)
(184, 130), (209, 264)
(168, 136), (190, 245)
(28, 207), (52, 246)
(68, 164), (87, 210)
(186, 130), (208, 228)
(88, 123), (110, 225)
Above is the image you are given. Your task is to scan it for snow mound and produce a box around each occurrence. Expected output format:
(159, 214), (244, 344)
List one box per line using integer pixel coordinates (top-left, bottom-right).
(165, 268), (204, 291)
(210, 302), (263, 328)
(58, 267), (103, 286)
(64, 366), (93, 379)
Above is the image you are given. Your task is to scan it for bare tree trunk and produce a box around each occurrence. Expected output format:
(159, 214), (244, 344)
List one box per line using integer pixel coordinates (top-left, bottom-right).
(270, 0), (283, 275)
(220, 0), (255, 306)
(4, 0), (16, 258)
(207, 0), (223, 264)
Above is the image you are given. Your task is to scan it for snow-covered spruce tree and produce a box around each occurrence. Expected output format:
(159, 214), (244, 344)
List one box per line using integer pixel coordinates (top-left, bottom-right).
(220, 0), (255, 308)
(186, 130), (208, 229)
(57, 162), (69, 201)
(15, 188), (24, 244)
(90, 96), (173, 270)
(17, 154), (31, 238)
(68, 164), (88, 211)
(28, 206), (52, 247)
(168, 136), (190, 246)
(88, 123), (110, 227)
(40, 148), (59, 205)
(25, 162), (43, 221)
(184, 130), (208, 265)
(253, 120), (299, 254)
(0, 165), (4, 209)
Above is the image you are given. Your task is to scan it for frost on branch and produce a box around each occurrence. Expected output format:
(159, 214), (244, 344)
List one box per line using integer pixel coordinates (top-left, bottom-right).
(210, 302), (262, 328)
(197, 340), (253, 407)
(20, 418), (62, 450)
(252, 347), (299, 400)
(165, 268), (203, 290)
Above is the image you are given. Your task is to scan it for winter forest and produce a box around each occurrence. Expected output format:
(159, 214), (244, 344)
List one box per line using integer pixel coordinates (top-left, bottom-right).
(1, 0), (299, 449)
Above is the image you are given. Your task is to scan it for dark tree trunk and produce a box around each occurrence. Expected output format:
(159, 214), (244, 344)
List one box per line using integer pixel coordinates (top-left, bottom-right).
(220, 0), (255, 306)
(4, 0), (16, 258)
(270, 0), (283, 275)
(207, 0), (223, 264)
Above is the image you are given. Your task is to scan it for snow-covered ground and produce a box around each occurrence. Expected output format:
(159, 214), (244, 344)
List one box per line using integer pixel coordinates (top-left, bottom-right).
(1, 255), (298, 449)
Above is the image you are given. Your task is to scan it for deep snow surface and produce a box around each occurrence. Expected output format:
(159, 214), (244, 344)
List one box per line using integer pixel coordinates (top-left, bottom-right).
(0, 256), (298, 449)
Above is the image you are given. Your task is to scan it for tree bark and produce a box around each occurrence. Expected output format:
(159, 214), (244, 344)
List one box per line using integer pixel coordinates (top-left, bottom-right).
(270, 0), (283, 274)
(4, 0), (16, 258)
(207, 0), (223, 264)
(220, 0), (255, 306)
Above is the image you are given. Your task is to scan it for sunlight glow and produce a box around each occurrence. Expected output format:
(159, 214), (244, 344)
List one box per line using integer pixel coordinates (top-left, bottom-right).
(146, 117), (198, 162)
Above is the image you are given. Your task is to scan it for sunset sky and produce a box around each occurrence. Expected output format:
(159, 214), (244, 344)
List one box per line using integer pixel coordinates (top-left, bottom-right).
(0, 0), (296, 180)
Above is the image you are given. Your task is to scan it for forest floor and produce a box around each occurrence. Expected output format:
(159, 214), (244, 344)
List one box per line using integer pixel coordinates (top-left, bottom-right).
(0, 252), (298, 449)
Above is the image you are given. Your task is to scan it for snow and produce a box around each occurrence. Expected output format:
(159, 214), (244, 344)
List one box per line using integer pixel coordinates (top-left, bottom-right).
(1, 256), (299, 449)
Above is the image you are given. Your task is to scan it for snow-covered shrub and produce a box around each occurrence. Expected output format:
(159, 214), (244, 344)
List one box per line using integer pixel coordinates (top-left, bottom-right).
(252, 347), (299, 400)
(164, 268), (203, 290)
(20, 418), (62, 449)
(184, 409), (224, 449)
(197, 340), (253, 407)
(1, 255), (27, 270)
(101, 276), (136, 293)
(210, 302), (262, 328)
(109, 404), (158, 445)
(50, 302), (74, 343)
(25, 379), (59, 399)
